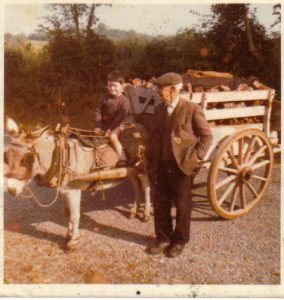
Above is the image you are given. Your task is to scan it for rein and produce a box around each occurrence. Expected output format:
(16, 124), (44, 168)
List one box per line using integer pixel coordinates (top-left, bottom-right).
(17, 135), (65, 208)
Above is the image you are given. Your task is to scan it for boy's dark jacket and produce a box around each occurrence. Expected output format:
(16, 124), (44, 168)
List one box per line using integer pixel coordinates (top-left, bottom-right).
(94, 93), (130, 131)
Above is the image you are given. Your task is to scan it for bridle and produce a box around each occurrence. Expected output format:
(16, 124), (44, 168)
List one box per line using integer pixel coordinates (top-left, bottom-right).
(6, 135), (64, 208)
(6, 125), (112, 207)
(5, 142), (40, 180)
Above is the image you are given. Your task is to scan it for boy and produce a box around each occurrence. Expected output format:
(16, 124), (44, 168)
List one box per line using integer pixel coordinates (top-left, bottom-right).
(94, 70), (130, 161)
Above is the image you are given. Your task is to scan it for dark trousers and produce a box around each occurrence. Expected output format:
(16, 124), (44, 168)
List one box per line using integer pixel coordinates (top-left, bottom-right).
(153, 160), (193, 245)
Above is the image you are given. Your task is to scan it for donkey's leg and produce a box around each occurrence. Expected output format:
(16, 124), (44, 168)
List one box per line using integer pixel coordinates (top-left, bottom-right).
(129, 177), (142, 219)
(138, 174), (151, 222)
(62, 195), (72, 241)
(61, 189), (81, 249)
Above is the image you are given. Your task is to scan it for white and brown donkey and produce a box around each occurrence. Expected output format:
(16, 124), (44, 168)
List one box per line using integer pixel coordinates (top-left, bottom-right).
(4, 118), (151, 249)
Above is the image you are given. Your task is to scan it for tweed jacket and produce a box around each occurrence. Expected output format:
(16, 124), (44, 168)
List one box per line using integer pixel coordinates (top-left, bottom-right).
(149, 97), (213, 176)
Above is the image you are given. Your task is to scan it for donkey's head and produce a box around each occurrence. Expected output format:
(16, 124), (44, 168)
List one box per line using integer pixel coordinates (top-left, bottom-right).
(4, 118), (52, 196)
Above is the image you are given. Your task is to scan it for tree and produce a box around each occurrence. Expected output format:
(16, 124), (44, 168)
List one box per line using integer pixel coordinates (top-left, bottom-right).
(201, 4), (268, 74)
(271, 4), (281, 28)
(39, 4), (110, 39)
(243, 6), (264, 64)
(200, 4), (280, 97)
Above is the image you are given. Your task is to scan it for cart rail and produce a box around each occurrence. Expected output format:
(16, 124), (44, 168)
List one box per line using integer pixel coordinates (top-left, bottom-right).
(125, 85), (280, 219)
(125, 86), (277, 151)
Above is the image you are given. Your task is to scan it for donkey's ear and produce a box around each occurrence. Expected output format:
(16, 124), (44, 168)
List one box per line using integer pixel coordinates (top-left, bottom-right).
(5, 117), (19, 136)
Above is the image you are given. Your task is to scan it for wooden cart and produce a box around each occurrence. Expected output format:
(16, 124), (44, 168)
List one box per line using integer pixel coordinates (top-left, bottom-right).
(125, 85), (281, 219)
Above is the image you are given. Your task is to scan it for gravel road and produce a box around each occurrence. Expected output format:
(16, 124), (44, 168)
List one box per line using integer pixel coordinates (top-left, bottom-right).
(4, 163), (280, 285)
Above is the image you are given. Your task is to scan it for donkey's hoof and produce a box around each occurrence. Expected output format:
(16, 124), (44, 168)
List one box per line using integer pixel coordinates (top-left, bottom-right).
(142, 215), (150, 223)
(65, 234), (72, 242)
(66, 238), (79, 251)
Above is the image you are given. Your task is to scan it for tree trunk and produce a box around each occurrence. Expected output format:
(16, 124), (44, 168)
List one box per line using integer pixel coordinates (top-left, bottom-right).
(86, 4), (96, 38)
(70, 4), (80, 39)
(243, 7), (264, 64)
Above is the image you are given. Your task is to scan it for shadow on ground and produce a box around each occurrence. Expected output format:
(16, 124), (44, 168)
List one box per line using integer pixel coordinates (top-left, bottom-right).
(4, 178), (223, 249)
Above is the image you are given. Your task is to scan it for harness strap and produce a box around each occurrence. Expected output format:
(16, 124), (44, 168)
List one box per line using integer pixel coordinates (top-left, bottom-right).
(38, 139), (61, 187)
(59, 134), (71, 185)
(10, 142), (32, 151)
(37, 133), (70, 188)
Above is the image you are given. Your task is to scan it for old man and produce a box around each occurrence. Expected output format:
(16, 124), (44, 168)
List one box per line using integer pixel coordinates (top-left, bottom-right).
(148, 72), (213, 258)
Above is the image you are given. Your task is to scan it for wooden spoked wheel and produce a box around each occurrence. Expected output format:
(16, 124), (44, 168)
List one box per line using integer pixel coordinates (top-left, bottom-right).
(208, 128), (274, 219)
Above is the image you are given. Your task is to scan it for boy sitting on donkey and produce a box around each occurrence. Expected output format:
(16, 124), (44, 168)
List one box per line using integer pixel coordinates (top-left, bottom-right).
(94, 70), (147, 170)
(94, 70), (130, 163)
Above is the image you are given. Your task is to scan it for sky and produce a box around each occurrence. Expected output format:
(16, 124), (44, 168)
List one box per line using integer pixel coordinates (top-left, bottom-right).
(4, 3), (280, 37)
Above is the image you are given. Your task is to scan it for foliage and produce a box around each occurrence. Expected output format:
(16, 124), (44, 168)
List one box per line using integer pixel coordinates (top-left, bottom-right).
(271, 4), (281, 28)
(200, 4), (281, 97)
(5, 33), (27, 49)
(95, 22), (153, 42)
(4, 4), (281, 127)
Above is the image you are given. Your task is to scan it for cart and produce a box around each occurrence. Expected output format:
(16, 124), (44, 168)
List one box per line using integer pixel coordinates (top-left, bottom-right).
(125, 85), (281, 219)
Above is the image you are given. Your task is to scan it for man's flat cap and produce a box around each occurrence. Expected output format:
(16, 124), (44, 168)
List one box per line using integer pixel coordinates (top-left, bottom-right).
(155, 72), (183, 86)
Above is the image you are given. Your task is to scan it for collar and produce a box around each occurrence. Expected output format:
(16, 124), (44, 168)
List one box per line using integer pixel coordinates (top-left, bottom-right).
(167, 96), (180, 115)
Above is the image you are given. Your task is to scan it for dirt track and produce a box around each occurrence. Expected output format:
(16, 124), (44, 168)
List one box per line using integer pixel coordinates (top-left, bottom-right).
(4, 163), (280, 285)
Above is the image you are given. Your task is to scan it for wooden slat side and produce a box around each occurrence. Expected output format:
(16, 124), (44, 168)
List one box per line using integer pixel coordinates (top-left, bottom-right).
(203, 90), (270, 103)
(181, 90), (271, 104)
(211, 123), (264, 130)
(144, 105), (155, 114)
(126, 86), (159, 114)
(205, 106), (265, 121)
(124, 85), (140, 114)
(189, 93), (203, 103)
(263, 89), (275, 135)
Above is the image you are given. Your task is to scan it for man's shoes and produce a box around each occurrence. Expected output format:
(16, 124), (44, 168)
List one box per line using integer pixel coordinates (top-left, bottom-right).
(146, 240), (171, 255)
(165, 243), (185, 258)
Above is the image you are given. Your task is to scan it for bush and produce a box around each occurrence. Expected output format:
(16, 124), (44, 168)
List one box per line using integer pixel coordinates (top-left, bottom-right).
(5, 23), (281, 128)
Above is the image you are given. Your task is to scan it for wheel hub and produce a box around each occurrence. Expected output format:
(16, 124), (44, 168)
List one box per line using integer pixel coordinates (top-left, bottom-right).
(239, 166), (253, 183)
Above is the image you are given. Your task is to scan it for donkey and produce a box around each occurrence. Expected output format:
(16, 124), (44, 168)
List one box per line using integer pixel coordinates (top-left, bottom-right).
(4, 118), (151, 249)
